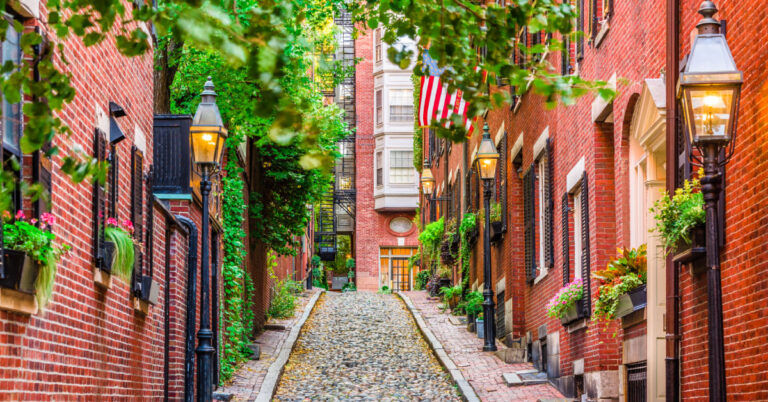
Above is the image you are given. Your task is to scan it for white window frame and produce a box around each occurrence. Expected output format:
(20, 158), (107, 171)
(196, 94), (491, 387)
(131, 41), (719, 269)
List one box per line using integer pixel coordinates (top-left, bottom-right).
(376, 151), (383, 187)
(388, 89), (413, 123)
(375, 89), (383, 127)
(375, 28), (382, 63)
(537, 156), (547, 273)
(573, 186), (583, 279)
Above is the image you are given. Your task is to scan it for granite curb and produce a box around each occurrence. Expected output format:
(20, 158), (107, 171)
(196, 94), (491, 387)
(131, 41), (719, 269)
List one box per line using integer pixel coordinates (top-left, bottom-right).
(254, 289), (324, 402)
(397, 291), (481, 402)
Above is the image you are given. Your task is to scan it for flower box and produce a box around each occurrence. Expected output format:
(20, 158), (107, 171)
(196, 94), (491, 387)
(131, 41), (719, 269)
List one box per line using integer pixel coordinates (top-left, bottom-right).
(560, 303), (582, 326)
(441, 234), (460, 265)
(134, 275), (159, 305)
(615, 284), (647, 319)
(99, 241), (116, 273)
(0, 250), (39, 294)
(489, 221), (504, 243)
(672, 224), (706, 265)
(467, 225), (479, 246)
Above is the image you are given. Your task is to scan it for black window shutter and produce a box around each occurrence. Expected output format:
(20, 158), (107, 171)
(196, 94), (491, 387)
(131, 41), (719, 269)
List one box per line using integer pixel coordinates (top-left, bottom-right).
(545, 138), (555, 268)
(131, 146), (144, 243)
(524, 165), (536, 283)
(145, 166), (155, 278)
(562, 192), (570, 286)
(108, 144), (118, 219)
(93, 129), (107, 268)
(590, 0), (598, 42)
(580, 172), (591, 317)
(561, 34), (571, 75)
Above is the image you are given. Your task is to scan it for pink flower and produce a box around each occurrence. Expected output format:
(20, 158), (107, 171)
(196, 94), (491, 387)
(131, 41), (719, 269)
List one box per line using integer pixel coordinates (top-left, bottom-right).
(122, 219), (134, 233)
(30, 218), (38, 225)
(106, 217), (118, 227)
(15, 210), (25, 220)
(41, 212), (56, 225)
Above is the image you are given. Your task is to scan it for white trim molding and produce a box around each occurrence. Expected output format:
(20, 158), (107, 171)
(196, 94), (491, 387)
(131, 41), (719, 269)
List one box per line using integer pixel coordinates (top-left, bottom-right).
(532, 127), (549, 160)
(567, 157), (586, 193)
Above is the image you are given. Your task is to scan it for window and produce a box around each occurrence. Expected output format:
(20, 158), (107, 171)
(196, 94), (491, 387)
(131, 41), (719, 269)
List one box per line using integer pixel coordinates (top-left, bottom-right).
(2, 22), (22, 156)
(375, 28), (382, 63)
(573, 187), (583, 279)
(538, 156), (548, 270)
(376, 151), (383, 186)
(376, 90), (383, 126)
(390, 151), (414, 184)
(389, 89), (413, 122)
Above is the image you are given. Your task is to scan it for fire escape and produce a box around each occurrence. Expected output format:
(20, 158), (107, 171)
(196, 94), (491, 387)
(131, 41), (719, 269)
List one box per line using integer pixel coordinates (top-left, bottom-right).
(315, 10), (356, 261)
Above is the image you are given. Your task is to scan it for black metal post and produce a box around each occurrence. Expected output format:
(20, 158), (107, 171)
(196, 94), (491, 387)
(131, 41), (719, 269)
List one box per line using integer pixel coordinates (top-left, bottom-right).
(196, 167), (215, 402)
(701, 144), (726, 402)
(481, 179), (497, 352)
(306, 263), (313, 290)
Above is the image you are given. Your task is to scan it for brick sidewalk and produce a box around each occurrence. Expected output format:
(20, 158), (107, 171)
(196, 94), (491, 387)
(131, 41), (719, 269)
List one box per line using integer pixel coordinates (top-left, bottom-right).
(216, 289), (320, 401)
(403, 291), (564, 402)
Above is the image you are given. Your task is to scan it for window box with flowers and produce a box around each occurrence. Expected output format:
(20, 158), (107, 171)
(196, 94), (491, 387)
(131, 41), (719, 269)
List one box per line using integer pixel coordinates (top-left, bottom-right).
(547, 278), (584, 326)
(593, 245), (648, 323)
(101, 218), (136, 281)
(479, 202), (504, 243)
(0, 211), (69, 314)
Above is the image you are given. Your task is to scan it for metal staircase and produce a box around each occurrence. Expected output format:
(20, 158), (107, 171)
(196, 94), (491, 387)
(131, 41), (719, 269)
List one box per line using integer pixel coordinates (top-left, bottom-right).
(316, 192), (337, 261)
(313, 9), (357, 259)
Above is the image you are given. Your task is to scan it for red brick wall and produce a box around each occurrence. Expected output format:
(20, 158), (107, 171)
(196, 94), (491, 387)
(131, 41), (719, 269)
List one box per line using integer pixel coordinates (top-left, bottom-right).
(0, 4), (226, 399)
(678, 1), (768, 400)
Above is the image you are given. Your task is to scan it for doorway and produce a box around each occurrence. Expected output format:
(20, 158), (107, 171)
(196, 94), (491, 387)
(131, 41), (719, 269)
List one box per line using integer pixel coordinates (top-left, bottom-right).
(391, 258), (410, 291)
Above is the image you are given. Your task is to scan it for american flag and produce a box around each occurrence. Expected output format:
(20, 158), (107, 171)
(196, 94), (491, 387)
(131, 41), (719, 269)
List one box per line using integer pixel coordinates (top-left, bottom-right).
(418, 52), (479, 136)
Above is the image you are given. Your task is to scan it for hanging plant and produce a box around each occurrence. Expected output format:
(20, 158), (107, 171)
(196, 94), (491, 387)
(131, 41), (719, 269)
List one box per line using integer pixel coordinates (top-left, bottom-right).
(104, 217), (136, 281)
(2, 211), (70, 310)
(650, 170), (705, 254)
(546, 279), (583, 319)
(418, 217), (444, 267)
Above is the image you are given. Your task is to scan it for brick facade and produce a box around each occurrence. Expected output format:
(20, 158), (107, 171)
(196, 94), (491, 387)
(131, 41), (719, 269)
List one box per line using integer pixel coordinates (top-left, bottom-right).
(418, 0), (768, 400)
(0, 2), (226, 399)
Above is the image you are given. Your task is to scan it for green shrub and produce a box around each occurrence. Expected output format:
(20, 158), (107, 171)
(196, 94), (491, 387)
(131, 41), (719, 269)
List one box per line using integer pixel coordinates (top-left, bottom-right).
(268, 279), (298, 319)
(464, 291), (483, 316)
(378, 285), (392, 294)
(415, 270), (431, 290)
(650, 172), (705, 254)
(341, 282), (356, 292)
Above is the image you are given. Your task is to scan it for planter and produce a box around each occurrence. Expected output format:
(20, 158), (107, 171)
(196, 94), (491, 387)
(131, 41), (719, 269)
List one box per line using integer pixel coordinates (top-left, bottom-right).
(489, 221), (504, 243)
(99, 241), (116, 273)
(441, 235), (459, 266)
(437, 278), (452, 291)
(559, 302), (582, 326)
(672, 224), (706, 266)
(615, 284), (647, 319)
(476, 318), (484, 339)
(448, 295), (460, 310)
(467, 225), (479, 246)
(467, 313), (476, 332)
(135, 275), (159, 305)
(0, 250), (39, 294)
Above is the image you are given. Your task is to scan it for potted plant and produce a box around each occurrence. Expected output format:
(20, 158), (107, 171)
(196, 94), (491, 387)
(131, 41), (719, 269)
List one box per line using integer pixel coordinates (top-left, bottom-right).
(546, 278), (584, 325)
(440, 285), (463, 310)
(415, 269), (430, 291)
(488, 202), (505, 243)
(1, 211), (70, 310)
(465, 291), (483, 332)
(436, 265), (452, 290)
(103, 218), (136, 281)
(650, 172), (706, 266)
(593, 245), (648, 322)
(476, 312), (485, 339)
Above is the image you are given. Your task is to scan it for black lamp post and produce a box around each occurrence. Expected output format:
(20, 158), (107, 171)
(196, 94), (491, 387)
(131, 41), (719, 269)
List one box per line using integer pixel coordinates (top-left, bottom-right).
(475, 122), (499, 352)
(678, 2), (742, 401)
(190, 77), (227, 402)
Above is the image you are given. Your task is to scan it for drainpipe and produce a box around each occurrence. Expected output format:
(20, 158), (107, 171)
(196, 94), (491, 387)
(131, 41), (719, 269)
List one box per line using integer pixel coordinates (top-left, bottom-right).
(665, 0), (681, 400)
(176, 215), (198, 402)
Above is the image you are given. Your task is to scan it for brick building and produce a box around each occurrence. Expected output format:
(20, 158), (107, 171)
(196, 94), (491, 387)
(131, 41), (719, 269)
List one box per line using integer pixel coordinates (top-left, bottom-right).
(0, 1), (228, 400)
(418, 0), (768, 401)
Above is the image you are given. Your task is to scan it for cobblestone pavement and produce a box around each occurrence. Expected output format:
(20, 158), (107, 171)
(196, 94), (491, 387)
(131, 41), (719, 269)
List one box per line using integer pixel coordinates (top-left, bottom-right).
(273, 292), (462, 401)
(217, 289), (319, 401)
(403, 291), (565, 402)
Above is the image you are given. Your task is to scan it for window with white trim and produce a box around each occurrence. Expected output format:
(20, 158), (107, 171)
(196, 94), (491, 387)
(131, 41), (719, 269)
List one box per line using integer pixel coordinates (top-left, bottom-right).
(376, 151), (383, 187)
(389, 151), (414, 184)
(389, 89), (413, 122)
(573, 186), (583, 279)
(375, 28), (382, 63)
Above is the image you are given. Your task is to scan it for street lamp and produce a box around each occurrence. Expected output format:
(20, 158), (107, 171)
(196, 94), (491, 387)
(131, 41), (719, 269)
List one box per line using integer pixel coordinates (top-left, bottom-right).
(190, 76), (227, 402)
(677, 2), (741, 401)
(475, 122), (499, 352)
(421, 161), (437, 222)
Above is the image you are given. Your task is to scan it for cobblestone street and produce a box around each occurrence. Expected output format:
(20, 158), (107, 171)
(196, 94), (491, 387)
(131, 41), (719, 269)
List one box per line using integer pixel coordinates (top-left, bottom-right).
(273, 292), (462, 401)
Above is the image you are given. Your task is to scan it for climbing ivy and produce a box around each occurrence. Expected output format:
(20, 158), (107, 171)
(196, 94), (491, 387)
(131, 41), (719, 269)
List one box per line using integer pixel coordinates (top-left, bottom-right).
(458, 212), (477, 294)
(219, 133), (248, 384)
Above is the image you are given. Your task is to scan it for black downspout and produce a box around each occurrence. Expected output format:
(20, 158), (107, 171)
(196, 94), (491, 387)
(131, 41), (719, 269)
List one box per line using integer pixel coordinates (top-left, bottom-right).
(665, 0), (681, 400)
(163, 225), (174, 402)
(176, 216), (198, 402)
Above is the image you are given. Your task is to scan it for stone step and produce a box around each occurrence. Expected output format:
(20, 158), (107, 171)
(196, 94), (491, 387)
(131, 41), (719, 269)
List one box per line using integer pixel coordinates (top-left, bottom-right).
(495, 347), (526, 363)
(502, 370), (549, 387)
